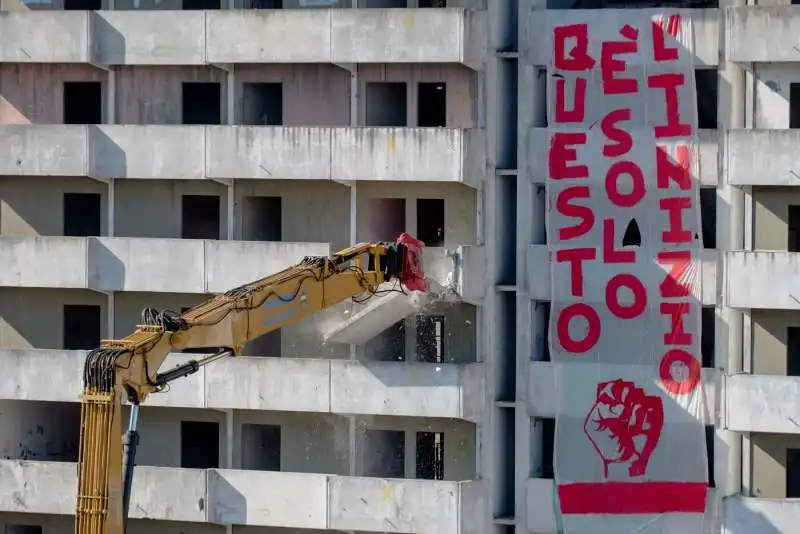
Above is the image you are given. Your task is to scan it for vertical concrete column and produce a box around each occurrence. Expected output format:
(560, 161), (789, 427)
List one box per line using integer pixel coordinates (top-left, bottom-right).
(716, 0), (746, 516)
(226, 69), (235, 240)
(107, 61), (117, 338)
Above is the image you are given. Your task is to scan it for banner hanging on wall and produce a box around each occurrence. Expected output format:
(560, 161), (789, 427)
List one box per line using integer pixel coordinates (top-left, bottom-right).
(545, 11), (708, 533)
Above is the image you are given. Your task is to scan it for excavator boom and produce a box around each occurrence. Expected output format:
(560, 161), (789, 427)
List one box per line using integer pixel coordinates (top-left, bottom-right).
(75, 234), (426, 534)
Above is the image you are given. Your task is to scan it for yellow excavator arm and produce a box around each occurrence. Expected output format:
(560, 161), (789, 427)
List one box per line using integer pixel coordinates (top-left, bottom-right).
(74, 234), (427, 534)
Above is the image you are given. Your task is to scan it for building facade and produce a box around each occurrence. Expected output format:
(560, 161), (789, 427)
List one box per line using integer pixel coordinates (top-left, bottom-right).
(0, 1), (797, 534)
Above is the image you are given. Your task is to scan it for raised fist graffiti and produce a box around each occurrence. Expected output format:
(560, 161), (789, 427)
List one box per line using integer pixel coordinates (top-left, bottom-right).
(583, 379), (664, 478)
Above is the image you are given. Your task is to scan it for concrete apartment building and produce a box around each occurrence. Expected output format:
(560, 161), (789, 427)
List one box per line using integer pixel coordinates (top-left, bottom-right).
(3, 2), (800, 534)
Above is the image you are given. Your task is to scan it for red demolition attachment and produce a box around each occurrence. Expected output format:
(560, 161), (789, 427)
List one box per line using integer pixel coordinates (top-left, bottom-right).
(396, 233), (427, 292)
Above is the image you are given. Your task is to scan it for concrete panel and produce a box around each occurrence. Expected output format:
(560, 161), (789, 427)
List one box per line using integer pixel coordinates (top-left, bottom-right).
(92, 11), (205, 65)
(0, 12), (89, 63)
(723, 496), (800, 533)
(328, 477), (463, 533)
(0, 349), (83, 403)
(726, 374), (800, 434)
(727, 130), (800, 186)
(89, 125), (206, 179)
(129, 467), (207, 522)
(207, 470), (328, 529)
(726, 251), (800, 310)
(523, 9), (718, 67)
(528, 361), (717, 425)
(0, 125), (87, 176)
(527, 245), (718, 306)
(331, 128), (484, 186)
(0, 237), (88, 289)
(727, 6), (800, 63)
(203, 240), (331, 293)
(526, 128), (718, 187)
(206, 127), (332, 180)
(206, 10), (331, 64)
(526, 478), (716, 534)
(457, 245), (487, 303)
(88, 237), (206, 293)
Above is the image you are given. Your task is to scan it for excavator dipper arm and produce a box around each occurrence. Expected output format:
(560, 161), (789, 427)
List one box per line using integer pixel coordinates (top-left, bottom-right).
(75, 234), (426, 534)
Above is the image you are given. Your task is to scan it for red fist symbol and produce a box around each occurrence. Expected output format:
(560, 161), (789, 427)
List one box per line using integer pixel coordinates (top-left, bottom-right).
(583, 379), (664, 478)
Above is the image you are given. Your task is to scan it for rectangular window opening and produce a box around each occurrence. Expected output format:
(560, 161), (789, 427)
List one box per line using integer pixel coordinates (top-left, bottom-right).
(788, 327), (800, 377)
(416, 198), (445, 247)
(63, 304), (101, 350)
(416, 315), (444, 363)
(699, 188), (716, 249)
(182, 0), (221, 9)
(789, 206), (800, 252)
(65, 0), (101, 8)
(5, 526), (44, 534)
(542, 302), (551, 362)
(64, 193), (101, 237)
(541, 417), (554, 479)
(366, 198), (406, 242)
(181, 421), (219, 469)
(365, 82), (407, 126)
(242, 83), (283, 125)
(416, 431), (444, 480)
(243, 196), (282, 241)
(789, 448), (800, 497)
(363, 429), (405, 478)
(362, 0), (407, 7)
(243, 0), (282, 6)
(182, 82), (222, 125)
(791, 84), (800, 129)
(705, 426), (715, 489)
(241, 424), (281, 471)
(701, 306), (715, 369)
(181, 195), (221, 240)
(63, 82), (102, 125)
(695, 69), (717, 130)
(419, 0), (446, 6)
(417, 82), (446, 127)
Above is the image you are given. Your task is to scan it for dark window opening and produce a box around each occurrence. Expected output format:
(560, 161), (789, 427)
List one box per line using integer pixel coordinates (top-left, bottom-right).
(791, 84), (800, 129)
(366, 198), (406, 242)
(541, 417), (554, 479)
(363, 0), (406, 6)
(363, 429), (405, 478)
(788, 448), (800, 497)
(416, 431), (444, 480)
(366, 320), (406, 362)
(63, 82), (102, 125)
(700, 189), (716, 249)
(706, 426), (715, 488)
(416, 315), (444, 363)
(5, 526), (44, 534)
(793, 0), (800, 4)
(701, 307), (715, 369)
(182, 0), (220, 9)
(182, 82), (221, 125)
(181, 421), (219, 469)
(789, 206), (800, 252)
(244, 330), (282, 358)
(419, 0), (446, 6)
(181, 195), (220, 240)
(64, 193), (101, 237)
(243, 0), (282, 6)
(417, 82), (446, 127)
(695, 70), (717, 130)
(365, 83), (407, 127)
(788, 327), (800, 377)
(242, 83), (283, 126)
(542, 302), (551, 362)
(416, 198), (445, 247)
(63, 304), (101, 350)
(241, 424), (281, 471)
(243, 196), (281, 241)
(64, 0), (100, 10)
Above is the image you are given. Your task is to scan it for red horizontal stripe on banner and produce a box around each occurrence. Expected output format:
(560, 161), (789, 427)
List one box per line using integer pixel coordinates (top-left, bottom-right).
(558, 481), (708, 514)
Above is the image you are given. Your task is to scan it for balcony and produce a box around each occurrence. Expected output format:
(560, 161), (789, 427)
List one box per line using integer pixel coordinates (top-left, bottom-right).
(0, 236), (330, 292)
(0, 125), (485, 186)
(725, 374), (800, 434)
(726, 130), (800, 186)
(725, 251), (800, 310)
(526, 128), (718, 187)
(0, 460), (483, 533)
(0, 349), (482, 421)
(526, 245), (719, 306)
(528, 362), (717, 425)
(523, 8), (719, 67)
(526, 478), (716, 534)
(724, 495), (800, 533)
(727, 6), (800, 63)
(0, 9), (487, 69)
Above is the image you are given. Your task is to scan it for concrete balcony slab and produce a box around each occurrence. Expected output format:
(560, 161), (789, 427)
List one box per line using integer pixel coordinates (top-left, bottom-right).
(526, 245), (719, 306)
(0, 459), (483, 533)
(523, 8), (719, 68)
(727, 6), (800, 63)
(0, 349), (482, 420)
(727, 129), (800, 186)
(0, 125), (484, 186)
(527, 361), (717, 425)
(725, 374), (800, 434)
(0, 236), (329, 292)
(723, 495), (800, 533)
(0, 9), (487, 69)
(725, 251), (800, 310)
